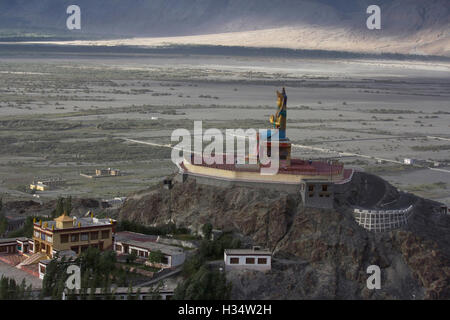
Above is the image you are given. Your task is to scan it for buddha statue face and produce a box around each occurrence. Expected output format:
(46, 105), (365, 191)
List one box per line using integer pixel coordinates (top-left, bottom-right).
(276, 91), (283, 108)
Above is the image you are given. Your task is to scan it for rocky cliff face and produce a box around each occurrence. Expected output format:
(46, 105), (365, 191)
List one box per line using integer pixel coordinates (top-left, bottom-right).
(119, 172), (450, 299)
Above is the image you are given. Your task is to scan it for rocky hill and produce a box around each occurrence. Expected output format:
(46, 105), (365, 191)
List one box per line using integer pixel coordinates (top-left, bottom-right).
(118, 172), (450, 299)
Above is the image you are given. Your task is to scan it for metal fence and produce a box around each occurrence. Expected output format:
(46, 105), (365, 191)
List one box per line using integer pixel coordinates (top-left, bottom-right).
(353, 205), (413, 232)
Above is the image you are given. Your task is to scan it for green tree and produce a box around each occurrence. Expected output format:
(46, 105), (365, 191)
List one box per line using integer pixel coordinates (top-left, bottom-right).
(0, 212), (7, 236)
(126, 251), (137, 264)
(174, 266), (231, 300)
(9, 215), (49, 238)
(53, 197), (65, 218)
(52, 277), (66, 300)
(88, 279), (96, 300)
(198, 232), (241, 261)
(8, 278), (17, 300)
(149, 250), (164, 264)
(0, 276), (9, 299)
(202, 223), (213, 240)
(25, 284), (33, 300)
(64, 196), (73, 216)
(18, 279), (27, 300)
(147, 281), (164, 300)
(135, 288), (141, 300)
(0, 198), (6, 236)
(182, 255), (205, 278)
(42, 260), (58, 296)
(127, 284), (134, 300)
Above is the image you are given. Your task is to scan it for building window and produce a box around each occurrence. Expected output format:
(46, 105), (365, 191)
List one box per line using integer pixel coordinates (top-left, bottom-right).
(90, 232), (99, 240)
(116, 244), (122, 252)
(40, 265), (46, 274)
(34, 230), (40, 238)
(245, 258), (255, 264)
(80, 233), (89, 241)
(322, 185), (328, 192)
(230, 257), (239, 264)
(101, 230), (110, 239)
(71, 234), (79, 242)
(308, 185), (314, 192)
(60, 234), (69, 243)
(161, 257), (169, 265)
(47, 235), (53, 243)
(257, 258), (268, 265)
(80, 245), (89, 252)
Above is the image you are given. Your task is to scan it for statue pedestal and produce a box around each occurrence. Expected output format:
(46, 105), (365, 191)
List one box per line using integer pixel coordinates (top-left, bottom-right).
(257, 130), (292, 167)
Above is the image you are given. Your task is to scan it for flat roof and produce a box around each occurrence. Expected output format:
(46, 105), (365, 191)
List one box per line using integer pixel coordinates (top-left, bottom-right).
(115, 232), (183, 256)
(36, 217), (114, 230)
(75, 217), (114, 227)
(225, 249), (271, 256)
(115, 231), (158, 243)
(0, 237), (29, 244)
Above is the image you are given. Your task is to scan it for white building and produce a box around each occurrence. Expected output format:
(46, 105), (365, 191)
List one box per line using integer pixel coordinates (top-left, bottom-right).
(224, 247), (272, 271)
(38, 250), (77, 279)
(114, 231), (185, 269)
(404, 158), (415, 165)
(62, 285), (174, 300)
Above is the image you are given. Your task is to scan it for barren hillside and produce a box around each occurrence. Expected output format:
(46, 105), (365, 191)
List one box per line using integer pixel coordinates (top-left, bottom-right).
(1, 0), (449, 56)
(118, 172), (450, 299)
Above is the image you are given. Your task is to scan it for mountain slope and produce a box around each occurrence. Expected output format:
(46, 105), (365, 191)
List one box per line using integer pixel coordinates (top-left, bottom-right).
(0, 0), (449, 56)
(118, 172), (450, 299)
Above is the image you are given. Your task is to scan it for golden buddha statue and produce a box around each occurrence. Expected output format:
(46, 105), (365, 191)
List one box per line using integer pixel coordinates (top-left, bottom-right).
(270, 87), (287, 139)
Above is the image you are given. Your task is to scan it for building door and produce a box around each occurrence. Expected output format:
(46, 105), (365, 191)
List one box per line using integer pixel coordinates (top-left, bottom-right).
(99, 241), (103, 250)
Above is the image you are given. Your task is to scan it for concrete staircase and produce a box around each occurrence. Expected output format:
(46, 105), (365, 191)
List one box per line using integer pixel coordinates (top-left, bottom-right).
(17, 252), (46, 268)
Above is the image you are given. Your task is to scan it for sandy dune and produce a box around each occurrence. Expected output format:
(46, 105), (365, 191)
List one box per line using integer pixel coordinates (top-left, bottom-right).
(20, 25), (450, 57)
